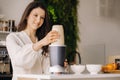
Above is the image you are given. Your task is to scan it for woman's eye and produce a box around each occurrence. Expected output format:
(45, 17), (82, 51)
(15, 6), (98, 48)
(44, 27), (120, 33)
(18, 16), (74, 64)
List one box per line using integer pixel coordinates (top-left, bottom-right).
(41, 17), (45, 19)
(34, 14), (38, 17)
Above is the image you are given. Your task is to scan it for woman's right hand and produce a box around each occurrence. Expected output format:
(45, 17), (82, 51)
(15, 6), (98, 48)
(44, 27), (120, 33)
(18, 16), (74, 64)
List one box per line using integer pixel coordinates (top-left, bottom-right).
(33, 30), (60, 51)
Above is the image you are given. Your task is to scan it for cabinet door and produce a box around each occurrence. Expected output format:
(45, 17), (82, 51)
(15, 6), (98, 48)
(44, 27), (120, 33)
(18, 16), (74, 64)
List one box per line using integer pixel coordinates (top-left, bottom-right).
(0, 77), (12, 80)
(97, 0), (115, 17)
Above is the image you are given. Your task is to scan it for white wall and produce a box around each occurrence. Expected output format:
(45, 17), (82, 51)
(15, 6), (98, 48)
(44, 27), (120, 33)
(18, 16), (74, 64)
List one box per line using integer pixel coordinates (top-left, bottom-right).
(1, 0), (120, 65)
(78, 0), (120, 64)
(0, 0), (33, 25)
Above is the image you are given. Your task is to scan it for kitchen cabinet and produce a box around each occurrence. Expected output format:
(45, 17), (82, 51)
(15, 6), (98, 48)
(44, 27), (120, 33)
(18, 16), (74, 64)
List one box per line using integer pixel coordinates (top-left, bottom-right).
(15, 73), (120, 80)
(0, 31), (12, 80)
(96, 0), (120, 18)
(0, 31), (10, 41)
(97, 0), (114, 16)
(0, 74), (12, 80)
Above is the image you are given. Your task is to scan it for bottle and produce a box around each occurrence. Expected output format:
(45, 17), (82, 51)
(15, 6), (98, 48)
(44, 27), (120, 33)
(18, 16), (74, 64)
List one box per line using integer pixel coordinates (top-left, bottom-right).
(8, 20), (17, 32)
(115, 59), (120, 70)
(8, 20), (11, 32)
(0, 20), (3, 31)
(64, 59), (70, 73)
(11, 20), (17, 32)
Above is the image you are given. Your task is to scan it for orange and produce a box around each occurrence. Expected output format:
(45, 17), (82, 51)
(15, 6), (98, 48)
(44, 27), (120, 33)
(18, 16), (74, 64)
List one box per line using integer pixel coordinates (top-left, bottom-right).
(102, 66), (108, 72)
(106, 63), (117, 70)
(102, 63), (118, 73)
(106, 64), (114, 70)
(112, 63), (117, 70)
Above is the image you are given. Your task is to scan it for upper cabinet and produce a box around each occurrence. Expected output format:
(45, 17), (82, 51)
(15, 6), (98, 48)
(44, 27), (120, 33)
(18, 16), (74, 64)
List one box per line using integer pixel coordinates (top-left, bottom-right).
(0, 0), (33, 46)
(97, 0), (120, 18)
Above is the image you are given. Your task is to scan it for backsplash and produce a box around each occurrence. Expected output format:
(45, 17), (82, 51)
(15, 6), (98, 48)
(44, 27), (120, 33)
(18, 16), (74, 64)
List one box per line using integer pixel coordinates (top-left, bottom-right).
(0, 33), (8, 41)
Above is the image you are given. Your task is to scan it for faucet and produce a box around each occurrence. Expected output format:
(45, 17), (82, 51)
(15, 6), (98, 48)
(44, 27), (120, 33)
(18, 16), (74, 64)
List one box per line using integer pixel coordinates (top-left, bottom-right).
(74, 51), (81, 64)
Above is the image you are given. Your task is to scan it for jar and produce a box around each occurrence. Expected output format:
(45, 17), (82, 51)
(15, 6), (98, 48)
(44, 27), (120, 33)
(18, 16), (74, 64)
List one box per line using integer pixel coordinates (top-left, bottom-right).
(2, 21), (8, 31)
(8, 20), (17, 32)
(115, 59), (120, 70)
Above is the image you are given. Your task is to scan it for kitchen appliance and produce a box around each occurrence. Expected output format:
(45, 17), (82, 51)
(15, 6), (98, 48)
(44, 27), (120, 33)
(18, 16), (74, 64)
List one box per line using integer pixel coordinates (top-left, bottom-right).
(49, 25), (66, 74)
(0, 46), (12, 74)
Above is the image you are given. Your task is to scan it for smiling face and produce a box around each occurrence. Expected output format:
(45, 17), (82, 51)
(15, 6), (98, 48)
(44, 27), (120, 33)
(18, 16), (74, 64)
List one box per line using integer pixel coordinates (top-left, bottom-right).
(26, 7), (45, 31)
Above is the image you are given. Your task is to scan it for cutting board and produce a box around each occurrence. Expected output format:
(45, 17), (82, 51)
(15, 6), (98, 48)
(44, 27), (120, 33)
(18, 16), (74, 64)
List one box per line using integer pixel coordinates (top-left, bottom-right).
(104, 70), (120, 73)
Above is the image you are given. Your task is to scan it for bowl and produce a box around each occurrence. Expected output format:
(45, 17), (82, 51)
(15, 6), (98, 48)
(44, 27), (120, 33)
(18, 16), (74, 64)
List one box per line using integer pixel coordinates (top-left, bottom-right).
(86, 64), (102, 74)
(70, 64), (85, 74)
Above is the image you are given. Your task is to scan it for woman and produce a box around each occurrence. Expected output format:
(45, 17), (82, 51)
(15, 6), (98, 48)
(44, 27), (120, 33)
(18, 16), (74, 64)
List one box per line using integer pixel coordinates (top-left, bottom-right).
(6, 1), (59, 79)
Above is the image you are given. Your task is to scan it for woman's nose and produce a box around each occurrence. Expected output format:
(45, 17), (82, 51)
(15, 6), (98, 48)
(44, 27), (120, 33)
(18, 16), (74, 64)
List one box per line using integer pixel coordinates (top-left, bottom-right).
(36, 17), (41, 23)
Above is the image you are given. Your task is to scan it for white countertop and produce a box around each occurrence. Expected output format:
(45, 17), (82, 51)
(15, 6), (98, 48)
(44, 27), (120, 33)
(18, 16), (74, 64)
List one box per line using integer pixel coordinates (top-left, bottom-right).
(15, 73), (120, 80)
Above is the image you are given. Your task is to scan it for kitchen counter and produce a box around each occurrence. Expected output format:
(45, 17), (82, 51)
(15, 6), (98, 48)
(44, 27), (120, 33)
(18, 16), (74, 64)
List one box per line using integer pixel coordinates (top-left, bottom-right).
(0, 74), (12, 77)
(14, 73), (120, 80)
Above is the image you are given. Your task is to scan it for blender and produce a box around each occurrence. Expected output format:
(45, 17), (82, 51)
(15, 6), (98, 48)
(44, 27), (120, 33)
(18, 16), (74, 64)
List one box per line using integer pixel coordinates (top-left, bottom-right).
(49, 25), (66, 74)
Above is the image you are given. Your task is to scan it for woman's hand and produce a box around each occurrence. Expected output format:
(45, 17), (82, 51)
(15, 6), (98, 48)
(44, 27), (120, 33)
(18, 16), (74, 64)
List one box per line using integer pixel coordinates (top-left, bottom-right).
(33, 30), (59, 51)
(40, 30), (60, 46)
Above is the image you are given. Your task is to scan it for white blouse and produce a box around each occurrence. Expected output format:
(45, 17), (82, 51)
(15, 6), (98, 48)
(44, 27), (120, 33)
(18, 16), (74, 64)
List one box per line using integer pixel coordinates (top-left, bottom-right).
(6, 31), (50, 80)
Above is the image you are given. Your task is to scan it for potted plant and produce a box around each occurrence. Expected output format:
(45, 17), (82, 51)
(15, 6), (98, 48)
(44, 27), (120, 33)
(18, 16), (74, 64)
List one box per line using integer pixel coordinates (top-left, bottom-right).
(35, 0), (80, 64)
